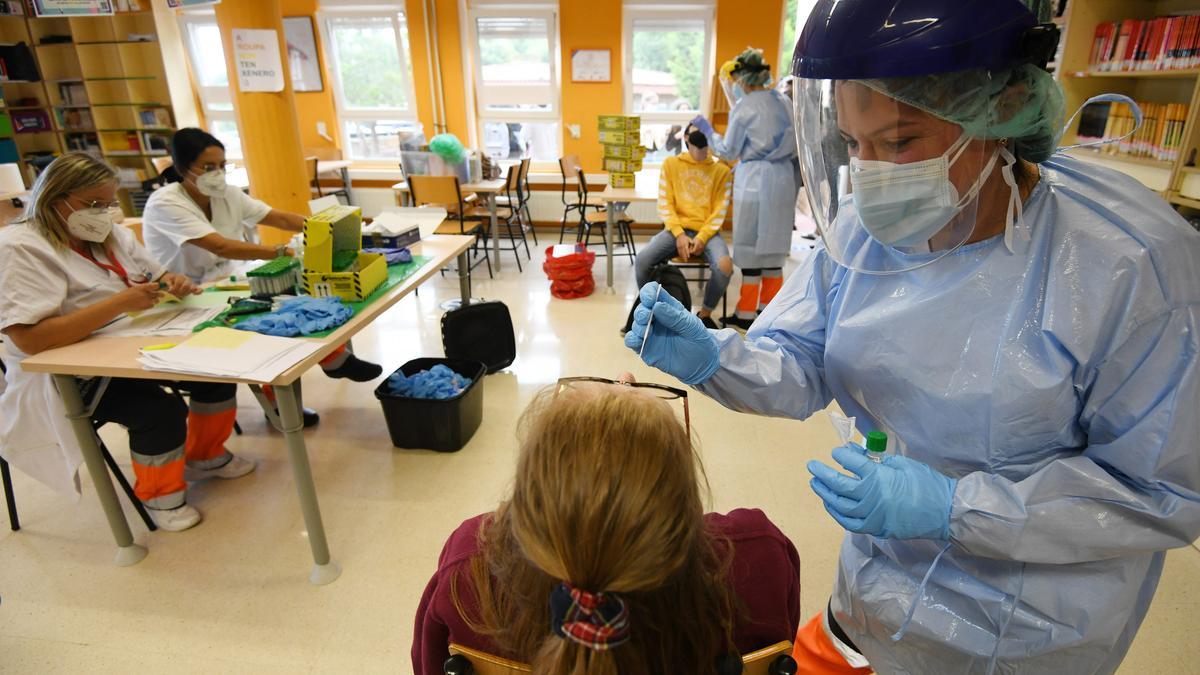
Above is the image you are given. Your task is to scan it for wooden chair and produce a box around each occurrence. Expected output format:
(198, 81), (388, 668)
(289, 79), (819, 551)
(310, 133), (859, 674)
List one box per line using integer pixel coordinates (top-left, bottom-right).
(151, 156), (173, 175)
(307, 154), (350, 203)
(517, 158), (537, 246)
(407, 174), (493, 279)
(670, 255), (728, 318)
(576, 167), (635, 263)
(557, 154), (606, 243)
(442, 640), (798, 675)
(0, 359), (157, 533)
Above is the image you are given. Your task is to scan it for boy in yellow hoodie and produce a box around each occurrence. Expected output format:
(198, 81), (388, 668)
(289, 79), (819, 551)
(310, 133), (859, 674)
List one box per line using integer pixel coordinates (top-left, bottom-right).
(635, 125), (733, 328)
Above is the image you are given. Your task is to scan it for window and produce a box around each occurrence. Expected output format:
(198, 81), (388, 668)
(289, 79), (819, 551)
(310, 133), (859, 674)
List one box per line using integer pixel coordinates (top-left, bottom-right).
(320, 7), (423, 161)
(469, 10), (560, 162)
(179, 14), (242, 159)
(778, 0), (821, 73)
(624, 6), (714, 164)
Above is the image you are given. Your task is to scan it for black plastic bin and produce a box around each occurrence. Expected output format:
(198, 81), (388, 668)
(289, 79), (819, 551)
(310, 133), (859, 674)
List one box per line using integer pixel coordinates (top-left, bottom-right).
(374, 357), (487, 452)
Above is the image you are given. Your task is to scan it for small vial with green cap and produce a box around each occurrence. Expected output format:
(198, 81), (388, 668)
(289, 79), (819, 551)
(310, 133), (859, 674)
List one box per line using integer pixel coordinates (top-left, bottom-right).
(866, 431), (888, 463)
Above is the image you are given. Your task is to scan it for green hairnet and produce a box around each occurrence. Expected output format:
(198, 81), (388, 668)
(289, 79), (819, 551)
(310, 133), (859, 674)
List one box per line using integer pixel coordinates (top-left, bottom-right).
(863, 63), (1066, 163)
(733, 47), (772, 88)
(429, 133), (466, 164)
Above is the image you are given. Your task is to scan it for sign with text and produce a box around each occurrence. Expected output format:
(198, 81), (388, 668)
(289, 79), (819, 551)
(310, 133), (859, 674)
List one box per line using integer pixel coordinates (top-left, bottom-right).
(233, 29), (284, 93)
(32, 0), (113, 15)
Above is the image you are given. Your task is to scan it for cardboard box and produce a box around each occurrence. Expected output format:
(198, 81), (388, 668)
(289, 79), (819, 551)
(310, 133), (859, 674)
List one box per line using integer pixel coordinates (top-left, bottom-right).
(603, 157), (642, 173)
(302, 205), (387, 302)
(602, 144), (647, 160)
(599, 129), (636, 146)
(362, 227), (421, 250)
(598, 115), (640, 131)
(609, 172), (636, 189)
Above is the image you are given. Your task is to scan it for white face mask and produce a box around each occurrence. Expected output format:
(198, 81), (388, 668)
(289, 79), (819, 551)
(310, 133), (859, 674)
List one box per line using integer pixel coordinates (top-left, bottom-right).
(190, 168), (227, 197)
(63, 203), (122, 243)
(849, 133), (999, 248)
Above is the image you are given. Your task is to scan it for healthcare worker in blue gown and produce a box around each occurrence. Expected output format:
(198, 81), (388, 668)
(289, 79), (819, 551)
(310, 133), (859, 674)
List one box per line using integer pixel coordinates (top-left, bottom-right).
(625, 1), (1200, 673)
(691, 48), (800, 329)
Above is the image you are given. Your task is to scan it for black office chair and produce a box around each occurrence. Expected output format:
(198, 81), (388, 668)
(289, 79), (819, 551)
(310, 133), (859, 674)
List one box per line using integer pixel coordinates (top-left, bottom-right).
(0, 359), (156, 532)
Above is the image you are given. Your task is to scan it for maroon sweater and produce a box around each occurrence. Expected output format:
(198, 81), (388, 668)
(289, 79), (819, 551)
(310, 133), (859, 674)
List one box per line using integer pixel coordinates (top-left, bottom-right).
(412, 508), (801, 674)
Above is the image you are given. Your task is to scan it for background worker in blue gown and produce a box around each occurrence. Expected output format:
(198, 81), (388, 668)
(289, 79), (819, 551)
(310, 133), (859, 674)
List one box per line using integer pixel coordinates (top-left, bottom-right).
(625, 1), (1200, 673)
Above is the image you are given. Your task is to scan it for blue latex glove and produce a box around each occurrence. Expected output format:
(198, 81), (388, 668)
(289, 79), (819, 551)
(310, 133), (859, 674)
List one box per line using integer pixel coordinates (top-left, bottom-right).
(623, 282), (719, 385)
(690, 115), (714, 138)
(807, 444), (957, 540)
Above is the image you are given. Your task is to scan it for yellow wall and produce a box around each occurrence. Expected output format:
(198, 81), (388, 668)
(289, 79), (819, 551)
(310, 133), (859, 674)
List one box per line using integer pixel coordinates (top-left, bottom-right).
(559, 0), (623, 172)
(432, 0), (471, 141)
(715, 0), (784, 89)
(279, 0), (340, 154)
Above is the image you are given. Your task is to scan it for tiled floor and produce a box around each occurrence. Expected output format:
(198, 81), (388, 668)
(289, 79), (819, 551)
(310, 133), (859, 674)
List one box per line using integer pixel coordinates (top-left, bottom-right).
(0, 235), (1196, 673)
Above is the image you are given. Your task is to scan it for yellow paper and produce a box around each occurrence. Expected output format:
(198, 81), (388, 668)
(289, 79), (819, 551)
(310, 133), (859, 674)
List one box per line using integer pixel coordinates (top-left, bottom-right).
(185, 327), (254, 350)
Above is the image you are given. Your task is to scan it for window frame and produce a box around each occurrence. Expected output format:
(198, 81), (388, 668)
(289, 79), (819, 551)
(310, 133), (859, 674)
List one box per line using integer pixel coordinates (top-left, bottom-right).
(622, 6), (715, 125)
(177, 11), (242, 160)
(466, 6), (562, 161)
(317, 5), (422, 162)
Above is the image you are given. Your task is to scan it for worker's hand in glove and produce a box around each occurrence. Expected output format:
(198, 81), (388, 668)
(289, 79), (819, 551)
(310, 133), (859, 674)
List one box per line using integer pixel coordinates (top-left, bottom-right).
(807, 444), (957, 540)
(690, 115), (715, 138)
(623, 281), (719, 385)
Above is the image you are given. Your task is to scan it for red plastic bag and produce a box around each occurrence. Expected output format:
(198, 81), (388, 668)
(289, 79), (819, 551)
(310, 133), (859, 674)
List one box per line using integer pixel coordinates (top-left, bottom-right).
(542, 245), (596, 299)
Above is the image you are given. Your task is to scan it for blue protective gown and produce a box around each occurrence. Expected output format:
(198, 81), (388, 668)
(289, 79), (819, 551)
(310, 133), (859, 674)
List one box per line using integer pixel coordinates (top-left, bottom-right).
(696, 155), (1200, 674)
(709, 89), (800, 269)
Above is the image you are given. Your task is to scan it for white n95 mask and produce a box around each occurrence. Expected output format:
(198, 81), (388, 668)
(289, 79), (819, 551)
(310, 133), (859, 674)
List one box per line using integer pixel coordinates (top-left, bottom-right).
(192, 169), (228, 197)
(65, 205), (122, 242)
(850, 133), (999, 248)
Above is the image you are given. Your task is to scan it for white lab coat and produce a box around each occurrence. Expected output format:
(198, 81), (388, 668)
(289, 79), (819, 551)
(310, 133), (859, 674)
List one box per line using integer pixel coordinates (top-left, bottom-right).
(0, 222), (163, 496)
(141, 181), (272, 283)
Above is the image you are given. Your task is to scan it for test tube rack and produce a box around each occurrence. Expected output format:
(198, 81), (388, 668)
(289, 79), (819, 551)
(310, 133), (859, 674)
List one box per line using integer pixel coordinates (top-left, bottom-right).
(246, 256), (301, 297)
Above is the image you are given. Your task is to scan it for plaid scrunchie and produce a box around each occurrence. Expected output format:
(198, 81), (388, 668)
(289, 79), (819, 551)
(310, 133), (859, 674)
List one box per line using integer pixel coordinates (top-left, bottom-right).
(549, 581), (631, 651)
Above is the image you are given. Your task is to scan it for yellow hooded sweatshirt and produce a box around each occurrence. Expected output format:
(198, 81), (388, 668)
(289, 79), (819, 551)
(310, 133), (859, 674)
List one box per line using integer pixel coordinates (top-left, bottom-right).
(656, 152), (733, 245)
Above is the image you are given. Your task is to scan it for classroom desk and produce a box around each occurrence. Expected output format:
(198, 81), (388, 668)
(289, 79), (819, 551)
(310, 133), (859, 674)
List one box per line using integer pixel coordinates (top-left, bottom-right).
(392, 178), (509, 271)
(227, 162), (352, 202)
(20, 234), (475, 585)
(599, 171), (659, 292)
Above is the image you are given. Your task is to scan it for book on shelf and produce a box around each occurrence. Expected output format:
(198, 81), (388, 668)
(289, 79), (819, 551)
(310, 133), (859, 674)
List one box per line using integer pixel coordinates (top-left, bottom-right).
(57, 82), (88, 106)
(115, 166), (148, 189)
(55, 107), (92, 131)
(11, 109), (50, 133)
(105, 131), (142, 155)
(64, 132), (101, 157)
(0, 0), (24, 15)
(140, 130), (170, 155)
(1090, 14), (1200, 72)
(138, 107), (172, 128)
(1076, 99), (1189, 163)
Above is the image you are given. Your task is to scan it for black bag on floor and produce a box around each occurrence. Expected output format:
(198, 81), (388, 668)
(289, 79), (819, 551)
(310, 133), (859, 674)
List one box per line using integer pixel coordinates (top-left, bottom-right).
(441, 301), (516, 374)
(623, 264), (692, 334)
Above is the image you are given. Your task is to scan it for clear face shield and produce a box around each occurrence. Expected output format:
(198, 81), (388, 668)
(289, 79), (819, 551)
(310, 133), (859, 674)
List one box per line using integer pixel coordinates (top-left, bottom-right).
(795, 78), (1003, 274)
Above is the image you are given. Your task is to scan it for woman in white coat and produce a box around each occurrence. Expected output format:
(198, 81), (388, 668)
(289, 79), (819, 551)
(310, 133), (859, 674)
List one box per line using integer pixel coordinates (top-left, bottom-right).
(142, 128), (382, 427)
(0, 153), (253, 532)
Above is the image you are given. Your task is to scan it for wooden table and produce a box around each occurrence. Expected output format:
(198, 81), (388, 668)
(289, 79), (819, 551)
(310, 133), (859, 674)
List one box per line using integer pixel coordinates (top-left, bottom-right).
(20, 235), (475, 584)
(599, 170), (659, 291)
(392, 178), (509, 271)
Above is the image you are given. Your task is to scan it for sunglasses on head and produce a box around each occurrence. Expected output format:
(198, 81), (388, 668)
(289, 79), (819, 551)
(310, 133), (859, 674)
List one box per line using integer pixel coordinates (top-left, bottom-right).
(555, 376), (690, 432)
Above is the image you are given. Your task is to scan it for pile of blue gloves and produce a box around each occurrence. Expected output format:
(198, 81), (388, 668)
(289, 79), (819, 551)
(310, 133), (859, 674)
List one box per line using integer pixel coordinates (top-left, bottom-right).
(234, 296), (353, 337)
(384, 365), (472, 400)
(364, 247), (413, 265)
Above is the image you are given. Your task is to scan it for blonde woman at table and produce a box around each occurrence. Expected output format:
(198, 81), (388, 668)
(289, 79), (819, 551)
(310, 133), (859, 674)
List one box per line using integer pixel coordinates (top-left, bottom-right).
(142, 128), (382, 427)
(0, 153), (252, 532)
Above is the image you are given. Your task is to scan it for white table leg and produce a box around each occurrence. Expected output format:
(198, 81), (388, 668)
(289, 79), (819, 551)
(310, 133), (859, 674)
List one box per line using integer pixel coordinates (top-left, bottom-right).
(53, 374), (147, 567)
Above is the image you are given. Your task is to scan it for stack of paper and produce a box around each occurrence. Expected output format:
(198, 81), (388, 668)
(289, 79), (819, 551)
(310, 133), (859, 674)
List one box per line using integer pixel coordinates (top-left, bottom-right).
(97, 305), (225, 337)
(138, 327), (323, 382)
(366, 207), (447, 239)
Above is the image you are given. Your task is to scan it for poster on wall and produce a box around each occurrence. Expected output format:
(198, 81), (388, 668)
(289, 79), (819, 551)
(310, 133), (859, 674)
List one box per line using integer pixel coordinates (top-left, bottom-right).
(166, 0), (221, 7)
(31, 0), (114, 16)
(233, 29), (285, 93)
(283, 17), (323, 93)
